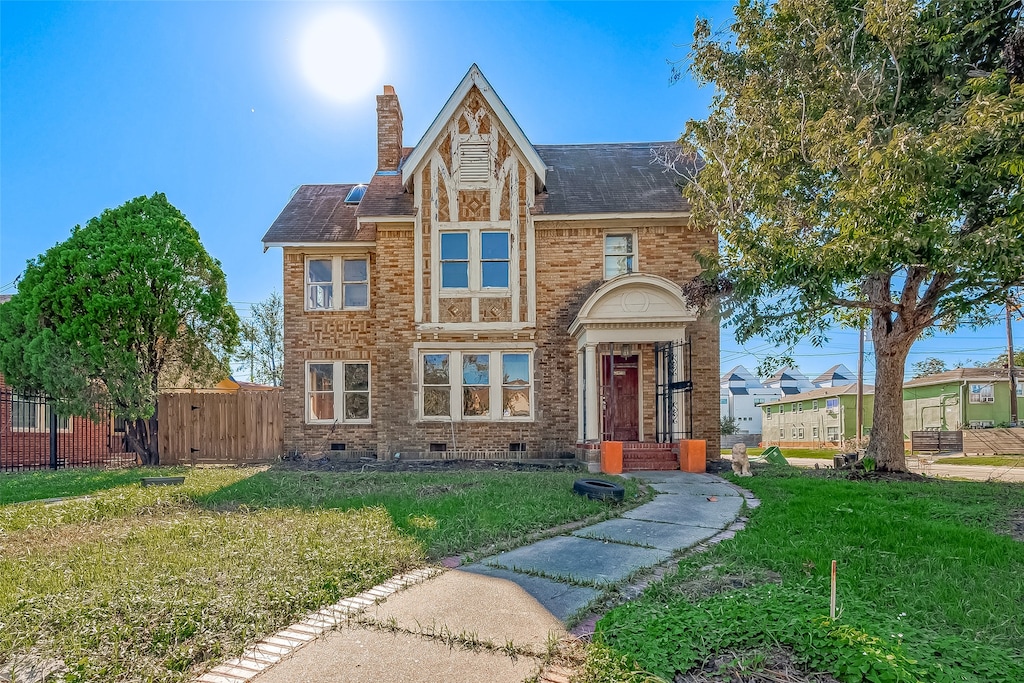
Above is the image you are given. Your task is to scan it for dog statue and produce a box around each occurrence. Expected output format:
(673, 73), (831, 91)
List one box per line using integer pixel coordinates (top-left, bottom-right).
(731, 442), (752, 477)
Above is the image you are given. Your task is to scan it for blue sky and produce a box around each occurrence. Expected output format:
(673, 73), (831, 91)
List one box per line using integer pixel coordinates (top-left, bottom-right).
(1, 1), (1019, 383)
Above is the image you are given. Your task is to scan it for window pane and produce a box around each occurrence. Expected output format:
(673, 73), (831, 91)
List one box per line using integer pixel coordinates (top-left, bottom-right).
(502, 354), (529, 385)
(462, 354), (489, 385)
(503, 388), (531, 417)
(604, 235), (632, 255)
(12, 396), (37, 430)
(440, 232), (469, 259)
(308, 259), (332, 282)
(308, 284), (333, 309)
(441, 262), (469, 288)
(309, 364), (334, 391)
(481, 261), (508, 288)
(310, 393), (334, 420)
(423, 387), (450, 416)
(463, 387), (490, 416)
(345, 392), (369, 420)
(423, 354), (449, 385)
(343, 259), (367, 282)
(604, 255), (632, 278)
(344, 283), (368, 308)
(344, 363), (369, 391)
(481, 232), (509, 259)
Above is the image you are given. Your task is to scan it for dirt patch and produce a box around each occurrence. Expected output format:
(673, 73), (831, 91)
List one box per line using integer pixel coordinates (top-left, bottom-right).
(1002, 509), (1024, 542)
(676, 646), (840, 683)
(670, 565), (782, 601)
(800, 466), (932, 483)
(272, 456), (583, 473)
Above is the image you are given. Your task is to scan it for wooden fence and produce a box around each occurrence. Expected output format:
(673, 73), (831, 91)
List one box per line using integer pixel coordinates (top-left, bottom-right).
(910, 430), (964, 454)
(158, 390), (283, 465)
(962, 428), (1024, 456)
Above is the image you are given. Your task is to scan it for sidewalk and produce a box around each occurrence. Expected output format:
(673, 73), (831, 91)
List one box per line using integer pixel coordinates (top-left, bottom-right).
(211, 472), (749, 683)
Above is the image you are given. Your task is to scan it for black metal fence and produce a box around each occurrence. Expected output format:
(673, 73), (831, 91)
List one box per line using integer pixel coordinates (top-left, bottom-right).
(0, 387), (134, 471)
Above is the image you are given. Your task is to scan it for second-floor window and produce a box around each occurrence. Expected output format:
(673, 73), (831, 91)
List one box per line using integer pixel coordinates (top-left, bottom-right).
(604, 233), (634, 279)
(440, 231), (510, 291)
(306, 256), (369, 311)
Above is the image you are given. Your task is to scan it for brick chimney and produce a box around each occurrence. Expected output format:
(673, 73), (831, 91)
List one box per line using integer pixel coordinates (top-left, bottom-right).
(376, 85), (403, 172)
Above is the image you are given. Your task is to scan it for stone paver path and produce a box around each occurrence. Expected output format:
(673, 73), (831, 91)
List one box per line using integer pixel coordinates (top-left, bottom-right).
(210, 471), (750, 683)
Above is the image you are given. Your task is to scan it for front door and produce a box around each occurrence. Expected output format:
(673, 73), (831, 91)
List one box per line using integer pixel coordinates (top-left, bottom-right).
(602, 355), (639, 441)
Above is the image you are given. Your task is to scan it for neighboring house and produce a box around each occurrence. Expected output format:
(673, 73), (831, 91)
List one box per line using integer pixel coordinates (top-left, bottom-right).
(903, 367), (1023, 432)
(262, 65), (720, 464)
(761, 384), (874, 447)
(764, 367), (816, 395)
(720, 365), (781, 435)
(812, 364), (856, 389)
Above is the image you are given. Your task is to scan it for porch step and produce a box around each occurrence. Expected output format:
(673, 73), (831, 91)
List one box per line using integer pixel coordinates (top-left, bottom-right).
(621, 444), (680, 472)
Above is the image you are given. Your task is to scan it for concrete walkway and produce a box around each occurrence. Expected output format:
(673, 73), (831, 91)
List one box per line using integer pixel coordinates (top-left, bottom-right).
(217, 472), (749, 683)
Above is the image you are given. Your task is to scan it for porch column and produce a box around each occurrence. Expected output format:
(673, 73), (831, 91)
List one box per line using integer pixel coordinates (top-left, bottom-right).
(584, 343), (600, 441)
(577, 348), (585, 442)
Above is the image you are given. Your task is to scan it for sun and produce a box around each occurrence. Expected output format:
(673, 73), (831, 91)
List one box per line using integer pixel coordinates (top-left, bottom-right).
(298, 10), (385, 105)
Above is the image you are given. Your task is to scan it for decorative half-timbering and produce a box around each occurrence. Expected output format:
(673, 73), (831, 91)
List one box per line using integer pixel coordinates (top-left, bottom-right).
(262, 65), (720, 469)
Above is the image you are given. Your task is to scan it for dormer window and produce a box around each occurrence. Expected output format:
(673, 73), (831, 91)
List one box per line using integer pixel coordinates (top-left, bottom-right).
(344, 184), (367, 204)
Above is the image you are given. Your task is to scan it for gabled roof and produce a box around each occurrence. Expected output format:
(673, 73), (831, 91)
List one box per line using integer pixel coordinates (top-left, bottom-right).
(812, 364), (855, 384)
(262, 184), (373, 246)
(762, 383), (874, 407)
(904, 367), (1021, 388)
(533, 143), (694, 216)
(401, 64), (547, 187)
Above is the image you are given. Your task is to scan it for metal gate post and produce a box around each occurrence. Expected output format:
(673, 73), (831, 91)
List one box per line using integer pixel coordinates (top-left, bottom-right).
(49, 403), (58, 470)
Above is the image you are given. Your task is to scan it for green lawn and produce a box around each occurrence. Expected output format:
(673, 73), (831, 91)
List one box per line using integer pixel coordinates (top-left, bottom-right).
(936, 455), (1024, 467)
(0, 466), (639, 682)
(582, 467), (1024, 683)
(722, 446), (842, 459)
(0, 466), (190, 504)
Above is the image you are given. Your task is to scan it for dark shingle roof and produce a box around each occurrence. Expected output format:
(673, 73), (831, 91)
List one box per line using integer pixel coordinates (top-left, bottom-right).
(356, 147), (415, 218)
(262, 184), (367, 244)
(533, 142), (696, 215)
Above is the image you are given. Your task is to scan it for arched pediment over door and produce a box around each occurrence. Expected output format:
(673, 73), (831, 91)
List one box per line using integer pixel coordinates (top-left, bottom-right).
(569, 273), (697, 347)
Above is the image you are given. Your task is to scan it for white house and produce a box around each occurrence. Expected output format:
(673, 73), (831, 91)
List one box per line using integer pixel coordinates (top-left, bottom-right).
(720, 365), (782, 435)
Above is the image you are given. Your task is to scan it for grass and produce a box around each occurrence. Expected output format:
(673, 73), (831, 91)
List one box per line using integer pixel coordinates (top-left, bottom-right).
(0, 466), (190, 505)
(721, 447), (842, 459)
(585, 466), (1024, 683)
(935, 455), (1024, 467)
(0, 466), (638, 682)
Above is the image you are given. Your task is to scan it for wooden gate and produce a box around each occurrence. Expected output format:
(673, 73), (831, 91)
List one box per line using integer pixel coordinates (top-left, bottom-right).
(158, 390), (283, 465)
(910, 430), (963, 454)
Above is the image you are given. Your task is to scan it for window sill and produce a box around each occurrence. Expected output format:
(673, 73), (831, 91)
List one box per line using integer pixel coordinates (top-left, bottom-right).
(305, 420), (373, 426)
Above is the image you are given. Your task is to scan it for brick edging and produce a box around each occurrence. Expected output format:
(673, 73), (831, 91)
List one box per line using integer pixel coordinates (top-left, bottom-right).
(194, 567), (441, 683)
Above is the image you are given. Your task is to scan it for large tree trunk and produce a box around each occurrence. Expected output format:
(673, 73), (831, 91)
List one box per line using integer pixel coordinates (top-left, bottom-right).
(866, 327), (914, 472)
(125, 414), (159, 465)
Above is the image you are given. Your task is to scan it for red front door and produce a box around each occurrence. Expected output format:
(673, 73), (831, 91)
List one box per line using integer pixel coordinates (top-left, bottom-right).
(602, 355), (639, 442)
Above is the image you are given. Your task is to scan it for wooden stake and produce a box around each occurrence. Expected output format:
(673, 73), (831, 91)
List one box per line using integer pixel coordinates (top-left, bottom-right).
(830, 560), (837, 619)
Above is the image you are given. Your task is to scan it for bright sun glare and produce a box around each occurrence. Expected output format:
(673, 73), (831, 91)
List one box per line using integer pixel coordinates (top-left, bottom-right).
(299, 10), (385, 105)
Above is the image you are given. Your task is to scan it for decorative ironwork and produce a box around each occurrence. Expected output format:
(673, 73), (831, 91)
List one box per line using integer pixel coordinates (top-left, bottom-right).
(655, 339), (693, 442)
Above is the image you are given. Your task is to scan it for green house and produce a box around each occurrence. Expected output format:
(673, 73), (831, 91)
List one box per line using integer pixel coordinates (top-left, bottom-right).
(903, 367), (1023, 432)
(761, 384), (874, 446)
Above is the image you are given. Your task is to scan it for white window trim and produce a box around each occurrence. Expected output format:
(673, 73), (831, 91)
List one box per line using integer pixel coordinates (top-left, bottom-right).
(603, 230), (637, 280)
(437, 225), (512, 295)
(10, 394), (72, 433)
(304, 361), (372, 425)
(304, 256), (371, 312)
(812, 399), (818, 411)
(969, 383), (995, 404)
(418, 349), (534, 422)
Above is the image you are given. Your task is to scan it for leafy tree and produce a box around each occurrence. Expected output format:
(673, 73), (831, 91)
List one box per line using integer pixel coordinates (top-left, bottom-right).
(234, 292), (284, 386)
(679, 0), (1024, 471)
(911, 357), (949, 378)
(983, 350), (1024, 368)
(720, 416), (740, 435)
(0, 193), (239, 464)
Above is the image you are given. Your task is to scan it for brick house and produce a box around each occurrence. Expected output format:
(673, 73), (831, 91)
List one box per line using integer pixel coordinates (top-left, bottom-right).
(262, 65), (720, 468)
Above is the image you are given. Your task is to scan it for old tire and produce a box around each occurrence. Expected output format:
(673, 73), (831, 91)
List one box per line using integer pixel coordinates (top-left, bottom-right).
(573, 478), (625, 502)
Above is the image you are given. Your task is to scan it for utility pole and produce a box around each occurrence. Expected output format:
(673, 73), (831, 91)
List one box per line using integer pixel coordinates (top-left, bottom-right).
(1008, 296), (1018, 425)
(857, 319), (864, 447)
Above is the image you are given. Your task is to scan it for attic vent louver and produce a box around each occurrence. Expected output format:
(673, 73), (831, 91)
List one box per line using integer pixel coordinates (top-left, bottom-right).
(344, 184), (367, 204)
(459, 140), (490, 185)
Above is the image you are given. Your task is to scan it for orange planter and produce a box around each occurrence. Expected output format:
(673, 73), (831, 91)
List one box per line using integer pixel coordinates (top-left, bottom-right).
(600, 441), (623, 474)
(680, 439), (707, 473)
